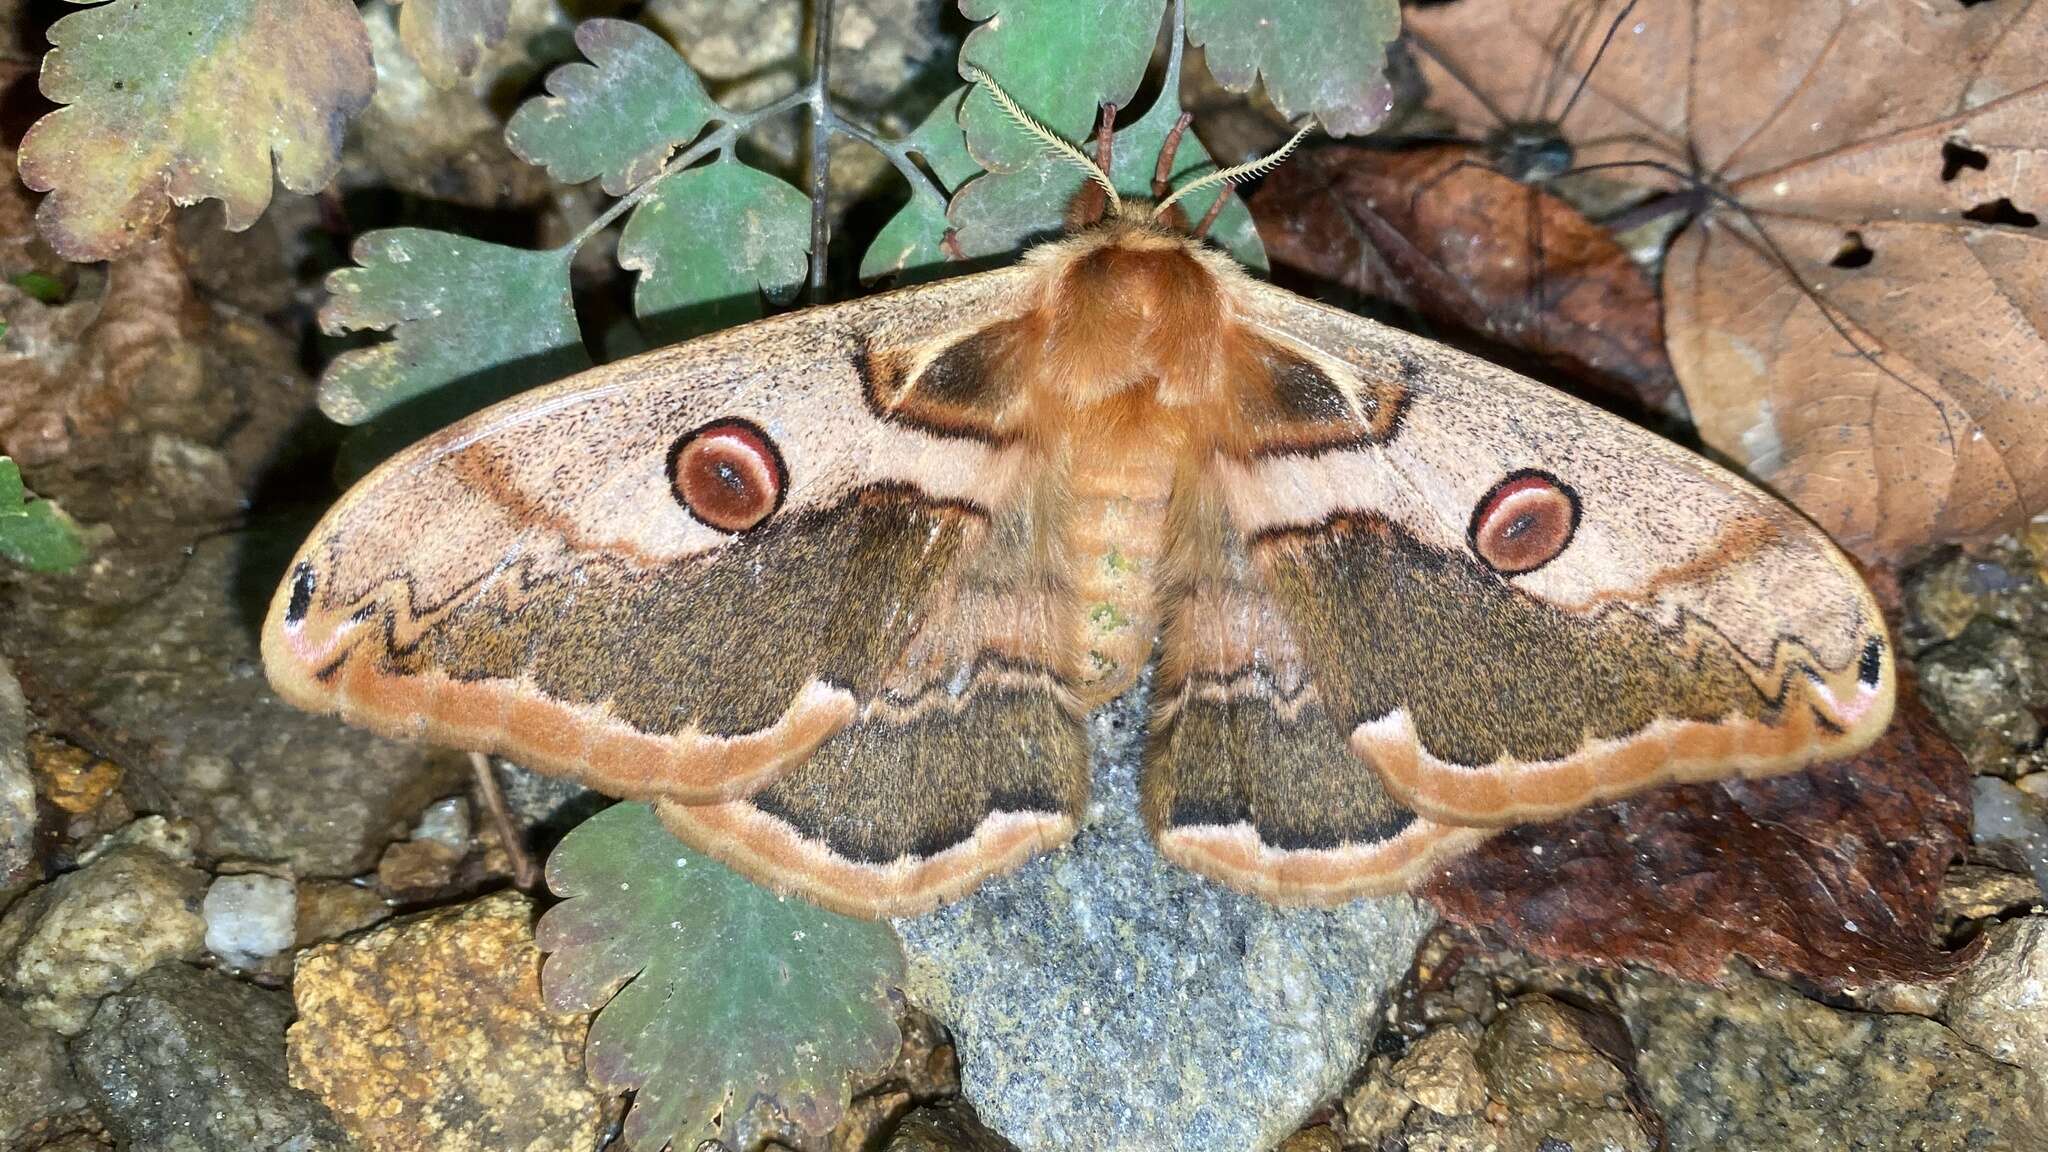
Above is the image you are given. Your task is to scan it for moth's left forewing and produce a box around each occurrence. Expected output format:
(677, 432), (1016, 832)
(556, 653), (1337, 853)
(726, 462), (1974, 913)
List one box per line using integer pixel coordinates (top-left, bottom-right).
(1223, 283), (1895, 828)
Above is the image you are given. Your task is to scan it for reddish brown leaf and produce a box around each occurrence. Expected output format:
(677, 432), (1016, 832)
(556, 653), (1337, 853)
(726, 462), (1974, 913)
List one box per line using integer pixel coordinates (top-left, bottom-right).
(1423, 668), (1977, 991)
(1251, 144), (1677, 414)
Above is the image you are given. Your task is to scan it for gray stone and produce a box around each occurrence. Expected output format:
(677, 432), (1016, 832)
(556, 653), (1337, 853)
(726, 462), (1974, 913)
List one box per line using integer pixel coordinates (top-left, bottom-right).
(1, 653), (37, 908)
(896, 684), (1433, 1152)
(0, 826), (207, 1033)
(74, 963), (349, 1152)
(0, 1000), (91, 1148)
(1943, 916), (2048, 1109)
(202, 873), (298, 967)
(1619, 965), (2046, 1150)
(1974, 776), (2048, 893)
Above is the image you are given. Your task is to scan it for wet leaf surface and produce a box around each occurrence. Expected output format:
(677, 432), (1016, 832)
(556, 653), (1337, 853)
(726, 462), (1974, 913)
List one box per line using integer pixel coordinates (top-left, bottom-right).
(1425, 668), (1979, 991)
(0, 458), (85, 572)
(1186, 0), (1400, 137)
(948, 78), (1265, 269)
(618, 159), (813, 344)
(505, 19), (721, 198)
(538, 803), (904, 1152)
(957, 0), (1168, 173)
(318, 230), (588, 429)
(1251, 143), (1679, 414)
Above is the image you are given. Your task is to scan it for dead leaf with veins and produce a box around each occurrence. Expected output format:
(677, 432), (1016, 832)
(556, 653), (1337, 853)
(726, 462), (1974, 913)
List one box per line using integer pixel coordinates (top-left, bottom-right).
(1405, 0), (2048, 561)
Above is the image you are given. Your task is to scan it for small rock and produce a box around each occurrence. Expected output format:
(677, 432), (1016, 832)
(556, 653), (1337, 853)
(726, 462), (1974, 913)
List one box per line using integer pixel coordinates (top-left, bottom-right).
(2020, 772), (2048, 801)
(1388, 1027), (1489, 1118)
(375, 837), (466, 897)
(896, 685), (1433, 1152)
(0, 826), (206, 1033)
(411, 795), (472, 849)
(1916, 617), (2047, 778)
(289, 890), (603, 1152)
(0, 1000), (92, 1147)
(202, 873), (298, 967)
(1942, 916), (2048, 1105)
(1621, 964), (2044, 1148)
(1938, 864), (2043, 933)
(294, 879), (392, 947)
(1274, 1124), (1344, 1152)
(28, 733), (123, 815)
(1974, 777), (2048, 893)
(1477, 995), (1651, 1152)
(72, 964), (349, 1152)
(884, 1100), (1017, 1152)
(350, 0), (565, 209)
(1, 654), (37, 907)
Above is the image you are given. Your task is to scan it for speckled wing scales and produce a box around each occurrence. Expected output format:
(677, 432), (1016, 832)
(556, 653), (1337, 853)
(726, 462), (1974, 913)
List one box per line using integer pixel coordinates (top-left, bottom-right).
(1143, 472), (1487, 903)
(1220, 282), (1895, 832)
(660, 490), (1091, 916)
(263, 267), (1088, 915)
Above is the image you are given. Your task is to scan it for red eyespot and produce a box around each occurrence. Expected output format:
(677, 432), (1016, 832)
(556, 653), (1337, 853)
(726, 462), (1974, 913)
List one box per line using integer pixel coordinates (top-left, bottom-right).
(1468, 470), (1580, 575)
(669, 419), (786, 534)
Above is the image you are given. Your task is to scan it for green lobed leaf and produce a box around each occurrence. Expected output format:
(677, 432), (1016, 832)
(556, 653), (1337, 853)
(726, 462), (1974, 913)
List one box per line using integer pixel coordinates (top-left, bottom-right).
(1185, 0), (1401, 136)
(538, 803), (904, 1151)
(17, 0), (374, 263)
(0, 459), (87, 573)
(958, 0), (1167, 172)
(948, 80), (1267, 269)
(619, 160), (812, 345)
(392, 0), (513, 88)
(318, 229), (589, 428)
(506, 19), (722, 198)
(859, 88), (986, 283)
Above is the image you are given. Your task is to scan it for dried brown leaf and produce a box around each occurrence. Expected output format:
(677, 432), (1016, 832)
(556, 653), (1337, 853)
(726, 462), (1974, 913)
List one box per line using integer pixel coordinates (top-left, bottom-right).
(1423, 667), (1977, 991)
(1405, 0), (2048, 562)
(1251, 143), (1678, 413)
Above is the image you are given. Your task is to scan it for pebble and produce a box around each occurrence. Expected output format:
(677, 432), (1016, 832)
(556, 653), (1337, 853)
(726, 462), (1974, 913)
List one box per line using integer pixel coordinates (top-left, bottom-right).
(0, 820), (206, 1033)
(1942, 915), (2048, 1101)
(293, 879), (393, 947)
(72, 964), (349, 1152)
(0, 655), (37, 907)
(0, 1000), (91, 1147)
(1620, 964), (2044, 1147)
(202, 873), (298, 967)
(289, 890), (604, 1152)
(1973, 777), (2048, 893)
(411, 795), (472, 849)
(897, 685), (1433, 1152)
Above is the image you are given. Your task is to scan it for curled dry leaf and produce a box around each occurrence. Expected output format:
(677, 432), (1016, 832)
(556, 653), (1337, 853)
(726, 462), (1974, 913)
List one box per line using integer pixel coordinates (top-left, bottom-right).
(1405, 0), (2048, 561)
(1423, 666), (1977, 992)
(1250, 143), (1679, 414)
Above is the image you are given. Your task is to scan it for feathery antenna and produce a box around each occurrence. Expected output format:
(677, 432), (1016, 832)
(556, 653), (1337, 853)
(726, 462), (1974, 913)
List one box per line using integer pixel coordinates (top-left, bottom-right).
(966, 67), (1121, 215)
(1153, 120), (1315, 220)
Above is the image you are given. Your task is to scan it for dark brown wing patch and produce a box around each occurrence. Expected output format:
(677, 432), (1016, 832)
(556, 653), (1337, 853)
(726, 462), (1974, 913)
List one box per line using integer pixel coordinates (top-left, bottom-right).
(1142, 481), (1474, 903)
(859, 325), (1025, 444)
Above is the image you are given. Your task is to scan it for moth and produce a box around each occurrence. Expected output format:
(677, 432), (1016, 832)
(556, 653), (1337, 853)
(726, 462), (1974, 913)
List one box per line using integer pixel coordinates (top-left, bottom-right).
(264, 78), (1895, 918)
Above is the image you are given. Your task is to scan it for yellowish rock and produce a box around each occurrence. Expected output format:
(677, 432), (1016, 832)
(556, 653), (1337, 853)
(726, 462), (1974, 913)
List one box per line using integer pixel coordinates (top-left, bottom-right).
(288, 890), (603, 1152)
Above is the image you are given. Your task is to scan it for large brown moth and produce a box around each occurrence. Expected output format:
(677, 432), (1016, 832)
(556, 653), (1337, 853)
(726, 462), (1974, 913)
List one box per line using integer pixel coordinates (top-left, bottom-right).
(263, 78), (1896, 918)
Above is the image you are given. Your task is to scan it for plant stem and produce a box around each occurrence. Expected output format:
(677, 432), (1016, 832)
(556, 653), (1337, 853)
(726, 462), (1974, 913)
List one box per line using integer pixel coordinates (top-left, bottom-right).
(563, 89), (810, 254)
(560, 1), (952, 290)
(806, 0), (836, 303)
